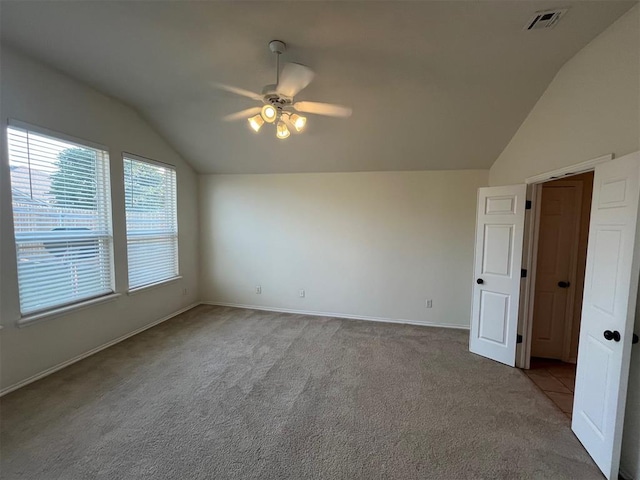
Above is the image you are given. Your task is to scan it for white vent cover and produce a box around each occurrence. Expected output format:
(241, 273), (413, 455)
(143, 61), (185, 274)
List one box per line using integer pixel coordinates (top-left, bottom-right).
(524, 9), (568, 30)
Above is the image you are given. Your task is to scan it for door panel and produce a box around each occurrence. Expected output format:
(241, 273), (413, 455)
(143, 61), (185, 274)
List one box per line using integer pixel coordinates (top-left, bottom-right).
(580, 335), (611, 434)
(478, 291), (509, 344)
(572, 152), (640, 479)
(591, 228), (622, 313)
(470, 185), (526, 366)
(482, 225), (513, 275)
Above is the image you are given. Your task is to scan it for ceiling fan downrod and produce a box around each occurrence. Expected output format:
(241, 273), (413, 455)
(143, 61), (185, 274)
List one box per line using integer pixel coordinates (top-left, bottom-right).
(269, 40), (286, 86)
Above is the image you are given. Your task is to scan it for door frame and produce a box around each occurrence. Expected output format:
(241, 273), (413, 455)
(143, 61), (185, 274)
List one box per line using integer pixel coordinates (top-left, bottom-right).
(517, 153), (613, 369)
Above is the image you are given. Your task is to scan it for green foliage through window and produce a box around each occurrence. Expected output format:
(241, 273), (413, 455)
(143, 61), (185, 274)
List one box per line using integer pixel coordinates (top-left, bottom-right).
(124, 160), (167, 212)
(49, 148), (97, 209)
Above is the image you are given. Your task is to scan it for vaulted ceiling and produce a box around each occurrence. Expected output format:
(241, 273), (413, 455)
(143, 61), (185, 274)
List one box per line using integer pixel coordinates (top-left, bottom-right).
(1, 1), (635, 174)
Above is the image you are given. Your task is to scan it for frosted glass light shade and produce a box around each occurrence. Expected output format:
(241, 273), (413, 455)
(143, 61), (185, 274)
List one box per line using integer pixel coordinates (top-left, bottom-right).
(289, 113), (307, 132)
(276, 121), (290, 139)
(248, 114), (264, 132)
(261, 105), (277, 123)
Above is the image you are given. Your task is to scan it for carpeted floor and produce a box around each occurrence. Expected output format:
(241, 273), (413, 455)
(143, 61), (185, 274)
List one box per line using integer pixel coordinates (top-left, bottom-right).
(1, 305), (602, 479)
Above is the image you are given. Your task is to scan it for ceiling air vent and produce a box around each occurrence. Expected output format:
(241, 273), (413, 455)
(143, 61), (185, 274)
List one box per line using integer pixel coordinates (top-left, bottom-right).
(524, 8), (568, 30)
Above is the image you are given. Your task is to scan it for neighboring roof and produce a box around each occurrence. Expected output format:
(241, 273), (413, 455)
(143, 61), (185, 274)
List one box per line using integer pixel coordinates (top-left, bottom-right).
(9, 166), (52, 202)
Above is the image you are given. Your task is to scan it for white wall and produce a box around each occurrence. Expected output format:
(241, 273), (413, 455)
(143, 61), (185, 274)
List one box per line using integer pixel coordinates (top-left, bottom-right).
(0, 46), (199, 391)
(489, 5), (639, 187)
(200, 170), (488, 328)
(488, 6), (640, 478)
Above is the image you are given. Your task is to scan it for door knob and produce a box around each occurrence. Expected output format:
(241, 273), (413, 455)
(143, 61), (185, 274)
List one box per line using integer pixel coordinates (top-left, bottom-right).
(558, 281), (570, 288)
(476, 278), (484, 285)
(604, 330), (621, 342)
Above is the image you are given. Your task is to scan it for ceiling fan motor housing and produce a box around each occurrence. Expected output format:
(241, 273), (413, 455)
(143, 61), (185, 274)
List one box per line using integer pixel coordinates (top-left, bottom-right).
(262, 90), (292, 104)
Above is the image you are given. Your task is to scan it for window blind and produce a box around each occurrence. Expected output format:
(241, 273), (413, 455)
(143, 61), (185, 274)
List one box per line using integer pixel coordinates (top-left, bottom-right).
(123, 155), (178, 290)
(7, 125), (113, 315)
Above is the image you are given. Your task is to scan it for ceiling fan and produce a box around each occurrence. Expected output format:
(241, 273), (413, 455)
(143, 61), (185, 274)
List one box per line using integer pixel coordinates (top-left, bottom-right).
(217, 40), (352, 139)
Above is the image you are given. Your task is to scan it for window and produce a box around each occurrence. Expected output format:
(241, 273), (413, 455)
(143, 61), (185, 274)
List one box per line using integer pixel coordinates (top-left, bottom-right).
(7, 123), (113, 315)
(123, 154), (178, 290)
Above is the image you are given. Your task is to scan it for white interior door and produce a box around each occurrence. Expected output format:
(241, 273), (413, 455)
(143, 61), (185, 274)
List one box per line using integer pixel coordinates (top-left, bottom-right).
(470, 185), (526, 366)
(572, 151), (640, 479)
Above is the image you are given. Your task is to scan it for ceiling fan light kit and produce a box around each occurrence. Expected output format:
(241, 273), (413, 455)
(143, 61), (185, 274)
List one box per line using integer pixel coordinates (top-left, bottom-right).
(289, 113), (306, 132)
(219, 40), (352, 140)
(248, 114), (264, 132)
(276, 120), (290, 139)
(260, 104), (277, 123)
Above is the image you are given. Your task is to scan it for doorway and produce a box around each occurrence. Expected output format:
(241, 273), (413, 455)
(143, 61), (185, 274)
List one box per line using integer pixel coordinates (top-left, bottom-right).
(470, 151), (640, 479)
(524, 172), (594, 418)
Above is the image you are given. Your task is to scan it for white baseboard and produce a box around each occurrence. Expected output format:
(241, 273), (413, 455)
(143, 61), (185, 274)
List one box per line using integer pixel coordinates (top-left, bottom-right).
(0, 302), (200, 397)
(203, 301), (470, 330)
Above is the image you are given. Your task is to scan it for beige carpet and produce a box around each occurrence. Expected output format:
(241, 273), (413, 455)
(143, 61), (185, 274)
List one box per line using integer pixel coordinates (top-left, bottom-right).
(0, 305), (602, 479)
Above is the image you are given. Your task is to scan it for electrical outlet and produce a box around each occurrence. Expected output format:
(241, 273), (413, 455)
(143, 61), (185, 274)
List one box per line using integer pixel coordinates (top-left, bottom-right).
(426, 299), (433, 308)
(299, 289), (305, 298)
(256, 285), (262, 294)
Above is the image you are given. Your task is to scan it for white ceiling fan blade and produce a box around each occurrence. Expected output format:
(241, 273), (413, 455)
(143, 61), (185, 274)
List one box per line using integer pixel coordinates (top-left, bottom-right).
(293, 101), (352, 118)
(213, 83), (263, 101)
(277, 63), (315, 98)
(223, 107), (262, 122)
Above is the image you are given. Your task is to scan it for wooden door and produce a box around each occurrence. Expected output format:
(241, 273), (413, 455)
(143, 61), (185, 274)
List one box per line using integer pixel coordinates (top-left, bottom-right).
(531, 182), (582, 359)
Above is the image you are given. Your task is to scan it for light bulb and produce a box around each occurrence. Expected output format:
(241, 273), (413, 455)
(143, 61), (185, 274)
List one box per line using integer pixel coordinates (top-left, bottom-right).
(261, 104), (277, 123)
(276, 121), (290, 139)
(248, 114), (264, 132)
(289, 113), (307, 132)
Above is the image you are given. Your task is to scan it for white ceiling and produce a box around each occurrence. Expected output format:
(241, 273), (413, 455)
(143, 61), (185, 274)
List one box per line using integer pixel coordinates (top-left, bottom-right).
(0, 1), (635, 174)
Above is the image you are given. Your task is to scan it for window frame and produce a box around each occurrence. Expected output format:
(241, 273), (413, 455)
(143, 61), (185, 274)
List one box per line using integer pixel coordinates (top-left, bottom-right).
(6, 119), (116, 323)
(122, 152), (179, 293)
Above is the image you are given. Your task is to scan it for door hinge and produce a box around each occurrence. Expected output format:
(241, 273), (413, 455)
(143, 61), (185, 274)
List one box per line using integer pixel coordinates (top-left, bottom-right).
(521, 269), (527, 278)
(633, 333), (639, 345)
(517, 334), (523, 344)
(525, 200), (532, 210)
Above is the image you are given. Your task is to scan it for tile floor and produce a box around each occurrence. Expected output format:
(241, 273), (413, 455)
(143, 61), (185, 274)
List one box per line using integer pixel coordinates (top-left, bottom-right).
(524, 357), (577, 419)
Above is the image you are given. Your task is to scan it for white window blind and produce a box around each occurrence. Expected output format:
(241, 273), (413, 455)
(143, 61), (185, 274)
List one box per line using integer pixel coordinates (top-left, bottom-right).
(7, 124), (114, 315)
(123, 155), (178, 290)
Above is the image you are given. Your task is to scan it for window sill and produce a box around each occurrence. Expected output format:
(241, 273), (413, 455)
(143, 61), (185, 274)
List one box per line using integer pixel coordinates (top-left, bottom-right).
(127, 276), (182, 296)
(18, 293), (122, 328)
